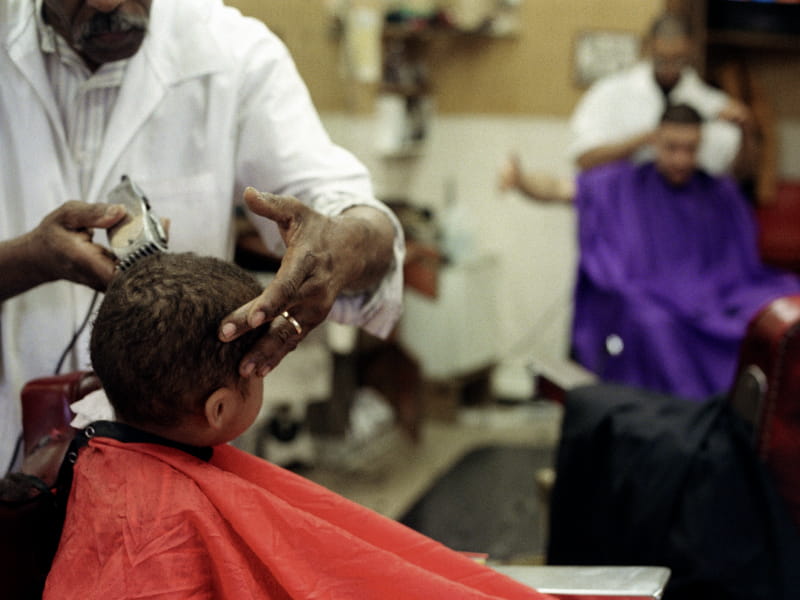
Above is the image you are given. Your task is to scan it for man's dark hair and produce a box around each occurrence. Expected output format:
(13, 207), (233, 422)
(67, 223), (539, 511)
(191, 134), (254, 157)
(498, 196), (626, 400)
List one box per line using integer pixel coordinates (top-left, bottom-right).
(648, 12), (692, 40)
(660, 103), (703, 126)
(90, 252), (262, 428)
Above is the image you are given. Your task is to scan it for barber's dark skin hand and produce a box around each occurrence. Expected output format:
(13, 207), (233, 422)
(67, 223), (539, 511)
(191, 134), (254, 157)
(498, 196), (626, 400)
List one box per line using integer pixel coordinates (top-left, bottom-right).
(219, 187), (395, 377)
(0, 201), (126, 302)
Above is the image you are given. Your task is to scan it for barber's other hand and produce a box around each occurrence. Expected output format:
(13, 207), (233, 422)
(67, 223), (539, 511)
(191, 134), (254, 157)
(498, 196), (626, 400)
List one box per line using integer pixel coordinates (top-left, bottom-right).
(499, 154), (522, 192)
(29, 201), (126, 291)
(718, 99), (751, 127)
(220, 187), (393, 377)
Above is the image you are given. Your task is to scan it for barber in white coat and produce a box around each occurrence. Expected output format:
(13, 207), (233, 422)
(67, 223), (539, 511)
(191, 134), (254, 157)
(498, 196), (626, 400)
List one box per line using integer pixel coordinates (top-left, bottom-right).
(0, 0), (404, 473)
(568, 12), (751, 176)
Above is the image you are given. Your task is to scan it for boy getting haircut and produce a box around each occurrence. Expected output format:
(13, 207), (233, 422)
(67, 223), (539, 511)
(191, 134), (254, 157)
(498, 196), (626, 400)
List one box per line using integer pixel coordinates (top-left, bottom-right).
(44, 253), (547, 600)
(90, 252), (261, 431)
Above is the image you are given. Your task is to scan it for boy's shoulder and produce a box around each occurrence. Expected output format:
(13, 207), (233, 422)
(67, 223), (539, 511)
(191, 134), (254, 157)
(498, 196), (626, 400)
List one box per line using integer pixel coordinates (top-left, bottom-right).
(46, 440), (218, 598)
(61, 438), (226, 558)
(76, 438), (217, 519)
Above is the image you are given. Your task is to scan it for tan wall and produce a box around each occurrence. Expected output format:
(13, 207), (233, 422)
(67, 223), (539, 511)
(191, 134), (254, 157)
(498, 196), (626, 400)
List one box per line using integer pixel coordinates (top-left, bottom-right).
(228, 1), (348, 111)
(425, 1), (661, 115)
(227, 1), (663, 116)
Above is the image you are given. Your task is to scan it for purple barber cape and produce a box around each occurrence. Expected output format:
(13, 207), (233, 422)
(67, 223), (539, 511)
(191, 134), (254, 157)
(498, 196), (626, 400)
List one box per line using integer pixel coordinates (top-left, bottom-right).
(571, 161), (800, 400)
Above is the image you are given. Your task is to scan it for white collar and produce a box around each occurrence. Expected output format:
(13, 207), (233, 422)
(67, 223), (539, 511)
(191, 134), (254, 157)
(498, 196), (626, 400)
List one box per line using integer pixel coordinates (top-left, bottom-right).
(33, 0), (57, 54)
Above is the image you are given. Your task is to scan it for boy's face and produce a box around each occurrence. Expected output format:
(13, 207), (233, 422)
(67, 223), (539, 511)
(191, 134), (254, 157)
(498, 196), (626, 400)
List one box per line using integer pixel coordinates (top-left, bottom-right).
(654, 121), (701, 186)
(226, 377), (265, 441)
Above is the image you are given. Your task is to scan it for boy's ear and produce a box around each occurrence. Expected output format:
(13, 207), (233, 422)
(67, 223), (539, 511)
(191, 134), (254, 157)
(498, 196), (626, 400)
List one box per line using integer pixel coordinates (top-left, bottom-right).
(203, 387), (236, 431)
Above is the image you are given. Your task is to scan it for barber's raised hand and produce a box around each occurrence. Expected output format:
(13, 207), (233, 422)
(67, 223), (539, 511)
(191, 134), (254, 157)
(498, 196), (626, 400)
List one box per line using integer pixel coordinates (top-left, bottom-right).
(499, 154), (522, 192)
(718, 99), (751, 127)
(0, 201), (126, 301)
(220, 187), (394, 377)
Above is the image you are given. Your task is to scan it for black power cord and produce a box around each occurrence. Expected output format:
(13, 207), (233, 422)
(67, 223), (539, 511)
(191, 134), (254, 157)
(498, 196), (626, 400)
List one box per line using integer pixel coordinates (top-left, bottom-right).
(53, 290), (100, 376)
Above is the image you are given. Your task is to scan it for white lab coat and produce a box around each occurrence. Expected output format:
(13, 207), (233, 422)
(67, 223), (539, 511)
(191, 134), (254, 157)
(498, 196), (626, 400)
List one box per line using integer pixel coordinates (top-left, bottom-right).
(0, 0), (404, 472)
(568, 61), (741, 175)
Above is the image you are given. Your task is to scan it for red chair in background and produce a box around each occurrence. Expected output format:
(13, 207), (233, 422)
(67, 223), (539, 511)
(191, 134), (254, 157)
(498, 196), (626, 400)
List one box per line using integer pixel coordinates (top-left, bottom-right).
(757, 181), (800, 275)
(729, 293), (800, 531)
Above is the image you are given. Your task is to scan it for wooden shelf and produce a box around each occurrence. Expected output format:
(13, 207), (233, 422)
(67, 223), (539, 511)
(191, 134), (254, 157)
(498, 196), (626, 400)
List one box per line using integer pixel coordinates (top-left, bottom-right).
(668, 0), (800, 79)
(379, 82), (431, 97)
(383, 24), (442, 41)
(707, 29), (800, 53)
(382, 22), (509, 42)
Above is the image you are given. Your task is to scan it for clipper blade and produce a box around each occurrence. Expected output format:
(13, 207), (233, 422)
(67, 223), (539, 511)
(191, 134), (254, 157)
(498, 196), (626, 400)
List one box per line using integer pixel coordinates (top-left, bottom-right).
(106, 175), (168, 270)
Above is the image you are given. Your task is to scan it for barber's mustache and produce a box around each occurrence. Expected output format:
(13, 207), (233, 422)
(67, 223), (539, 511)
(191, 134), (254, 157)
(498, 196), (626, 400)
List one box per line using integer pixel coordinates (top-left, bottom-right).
(78, 11), (148, 41)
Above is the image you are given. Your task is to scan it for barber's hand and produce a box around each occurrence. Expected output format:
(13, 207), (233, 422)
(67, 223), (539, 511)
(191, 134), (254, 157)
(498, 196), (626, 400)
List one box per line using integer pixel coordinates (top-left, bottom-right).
(31, 200), (126, 291)
(718, 99), (751, 127)
(637, 129), (658, 150)
(499, 154), (522, 192)
(220, 187), (393, 377)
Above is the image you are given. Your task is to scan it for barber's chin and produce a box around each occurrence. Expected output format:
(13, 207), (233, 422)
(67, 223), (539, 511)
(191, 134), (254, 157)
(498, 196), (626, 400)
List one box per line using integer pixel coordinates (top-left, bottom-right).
(82, 30), (145, 65)
(655, 75), (680, 93)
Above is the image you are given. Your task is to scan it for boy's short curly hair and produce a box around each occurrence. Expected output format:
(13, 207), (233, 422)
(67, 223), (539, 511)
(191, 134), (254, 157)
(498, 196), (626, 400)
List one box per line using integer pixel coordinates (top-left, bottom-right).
(90, 252), (262, 428)
(661, 103), (703, 126)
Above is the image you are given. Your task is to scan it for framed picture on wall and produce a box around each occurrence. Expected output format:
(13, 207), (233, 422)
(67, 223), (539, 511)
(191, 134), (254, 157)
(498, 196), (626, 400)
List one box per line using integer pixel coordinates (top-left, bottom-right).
(573, 30), (640, 88)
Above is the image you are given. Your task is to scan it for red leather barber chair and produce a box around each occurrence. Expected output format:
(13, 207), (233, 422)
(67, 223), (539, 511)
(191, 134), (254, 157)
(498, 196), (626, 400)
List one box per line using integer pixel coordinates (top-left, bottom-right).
(729, 293), (800, 531)
(1, 371), (100, 600)
(21, 371), (101, 467)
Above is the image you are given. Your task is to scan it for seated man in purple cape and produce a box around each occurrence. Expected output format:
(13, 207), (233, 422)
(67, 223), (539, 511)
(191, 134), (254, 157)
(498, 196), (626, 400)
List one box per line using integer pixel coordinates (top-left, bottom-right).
(500, 103), (800, 400)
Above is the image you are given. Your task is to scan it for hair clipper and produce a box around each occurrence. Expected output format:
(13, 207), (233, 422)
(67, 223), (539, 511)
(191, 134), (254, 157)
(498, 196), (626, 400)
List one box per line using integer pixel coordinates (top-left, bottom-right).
(106, 175), (168, 270)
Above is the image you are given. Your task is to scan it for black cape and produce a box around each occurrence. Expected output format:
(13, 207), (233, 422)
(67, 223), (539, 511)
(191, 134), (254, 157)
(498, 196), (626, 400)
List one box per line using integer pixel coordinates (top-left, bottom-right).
(547, 384), (800, 600)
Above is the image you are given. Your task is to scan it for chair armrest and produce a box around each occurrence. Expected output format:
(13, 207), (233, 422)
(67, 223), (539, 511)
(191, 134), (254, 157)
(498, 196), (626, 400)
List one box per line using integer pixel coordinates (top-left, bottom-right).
(493, 565), (670, 599)
(730, 294), (800, 531)
(21, 371), (101, 456)
(19, 371), (101, 485)
(531, 355), (598, 404)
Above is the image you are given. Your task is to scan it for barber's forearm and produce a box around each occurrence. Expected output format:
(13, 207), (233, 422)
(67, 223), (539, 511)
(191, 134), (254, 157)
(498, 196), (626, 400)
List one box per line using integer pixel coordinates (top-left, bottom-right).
(517, 173), (576, 204)
(337, 205), (396, 294)
(0, 233), (48, 302)
(576, 131), (654, 171)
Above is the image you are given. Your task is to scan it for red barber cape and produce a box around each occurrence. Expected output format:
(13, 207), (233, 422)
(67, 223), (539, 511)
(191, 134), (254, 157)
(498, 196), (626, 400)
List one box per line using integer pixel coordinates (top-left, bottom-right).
(44, 438), (551, 599)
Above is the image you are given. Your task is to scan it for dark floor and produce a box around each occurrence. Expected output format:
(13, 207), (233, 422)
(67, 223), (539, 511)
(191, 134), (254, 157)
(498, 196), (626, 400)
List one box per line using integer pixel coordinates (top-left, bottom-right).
(400, 444), (556, 562)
